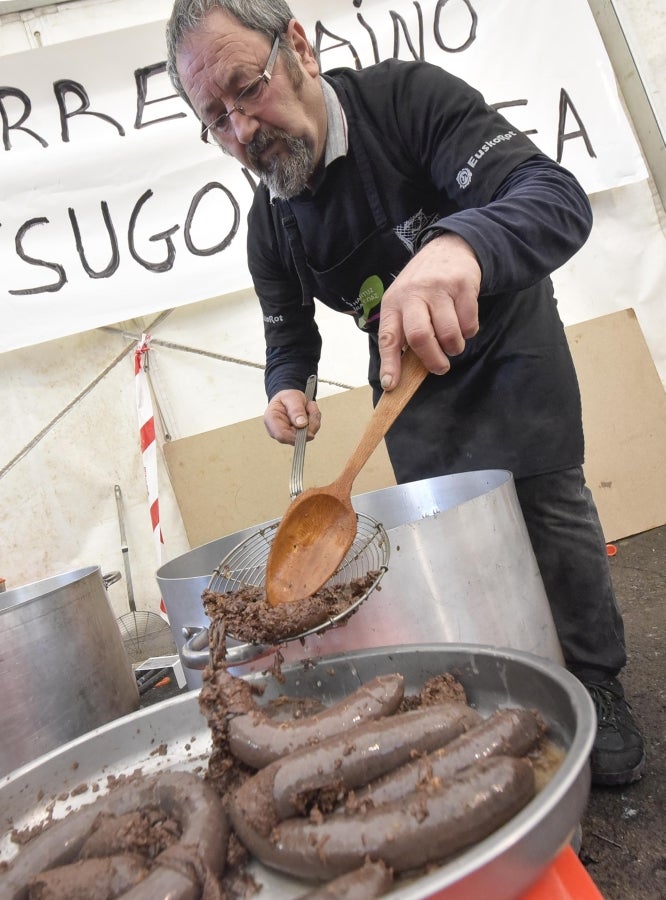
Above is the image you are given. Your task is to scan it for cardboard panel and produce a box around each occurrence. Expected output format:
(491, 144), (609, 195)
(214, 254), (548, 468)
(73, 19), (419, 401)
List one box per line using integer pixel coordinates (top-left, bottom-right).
(165, 309), (666, 548)
(164, 386), (396, 548)
(565, 308), (666, 541)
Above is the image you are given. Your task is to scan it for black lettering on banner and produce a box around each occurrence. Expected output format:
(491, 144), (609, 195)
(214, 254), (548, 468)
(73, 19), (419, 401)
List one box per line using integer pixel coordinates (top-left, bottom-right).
(433, 0), (477, 53)
(356, 13), (380, 64)
(557, 88), (596, 162)
(315, 24), (363, 69)
(184, 182), (240, 256)
(493, 99), (538, 137)
(128, 189), (179, 273)
(53, 79), (125, 142)
(0, 86), (47, 150)
(68, 202), (120, 279)
(391, 5), (425, 60)
(3, 182), (244, 295)
(323, 0), (479, 65)
(134, 63), (187, 129)
(9, 217), (67, 295)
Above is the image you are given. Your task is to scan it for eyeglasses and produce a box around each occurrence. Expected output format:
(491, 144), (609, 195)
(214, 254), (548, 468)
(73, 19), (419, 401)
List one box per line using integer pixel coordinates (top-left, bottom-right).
(201, 34), (280, 144)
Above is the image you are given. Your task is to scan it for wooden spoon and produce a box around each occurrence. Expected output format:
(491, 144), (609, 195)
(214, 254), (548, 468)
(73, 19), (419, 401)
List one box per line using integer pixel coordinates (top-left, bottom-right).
(265, 348), (429, 606)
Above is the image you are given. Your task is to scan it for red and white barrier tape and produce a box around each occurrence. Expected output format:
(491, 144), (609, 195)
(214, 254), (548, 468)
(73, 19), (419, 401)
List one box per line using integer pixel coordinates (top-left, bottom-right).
(135, 333), (164, 568)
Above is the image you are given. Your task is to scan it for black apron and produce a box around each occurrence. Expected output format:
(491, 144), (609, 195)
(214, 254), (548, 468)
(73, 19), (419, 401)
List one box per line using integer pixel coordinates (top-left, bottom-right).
(276, 107), (583, 483)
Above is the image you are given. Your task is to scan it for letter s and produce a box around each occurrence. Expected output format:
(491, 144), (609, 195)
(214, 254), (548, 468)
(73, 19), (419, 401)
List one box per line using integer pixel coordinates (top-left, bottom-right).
(9, 217), (67, 294)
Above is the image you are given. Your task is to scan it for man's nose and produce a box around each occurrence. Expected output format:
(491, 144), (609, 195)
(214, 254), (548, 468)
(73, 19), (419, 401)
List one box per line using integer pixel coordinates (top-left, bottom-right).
(231, 110), (260, 145)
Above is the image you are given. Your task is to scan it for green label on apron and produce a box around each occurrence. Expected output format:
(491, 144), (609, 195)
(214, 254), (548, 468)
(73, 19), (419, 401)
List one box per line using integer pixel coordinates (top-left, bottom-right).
(358, 275), (384, 330)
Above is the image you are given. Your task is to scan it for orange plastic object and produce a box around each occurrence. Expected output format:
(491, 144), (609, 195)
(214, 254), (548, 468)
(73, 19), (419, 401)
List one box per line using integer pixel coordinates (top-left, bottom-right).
(520, 847), (605, 899)
(426, 847), (604, 900)
(606, 543), (618, 557)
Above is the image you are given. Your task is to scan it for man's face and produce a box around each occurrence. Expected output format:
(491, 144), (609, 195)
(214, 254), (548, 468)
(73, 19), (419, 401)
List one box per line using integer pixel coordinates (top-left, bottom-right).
(176, 10), (327, 198)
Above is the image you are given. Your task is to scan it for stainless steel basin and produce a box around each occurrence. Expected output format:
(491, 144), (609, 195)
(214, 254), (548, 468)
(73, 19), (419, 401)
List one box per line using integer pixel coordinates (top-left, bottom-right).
(0, 644), (595, 900)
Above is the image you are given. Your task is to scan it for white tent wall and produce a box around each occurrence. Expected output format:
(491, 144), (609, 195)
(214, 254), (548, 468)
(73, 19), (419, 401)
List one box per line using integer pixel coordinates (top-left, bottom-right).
(0, 0), (664, 614)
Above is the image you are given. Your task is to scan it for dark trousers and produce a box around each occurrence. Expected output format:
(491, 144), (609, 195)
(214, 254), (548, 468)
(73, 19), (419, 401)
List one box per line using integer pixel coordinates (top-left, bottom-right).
(514, 466), (627, 677)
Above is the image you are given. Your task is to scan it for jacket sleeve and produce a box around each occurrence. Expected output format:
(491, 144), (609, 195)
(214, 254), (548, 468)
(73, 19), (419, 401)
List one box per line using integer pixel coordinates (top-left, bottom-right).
(247, 191), (323, 400)
(416, 154), (593, 295)
(264, 341), (321, 401)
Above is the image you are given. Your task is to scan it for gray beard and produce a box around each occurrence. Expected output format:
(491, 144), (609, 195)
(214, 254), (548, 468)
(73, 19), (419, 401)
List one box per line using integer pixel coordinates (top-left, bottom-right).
(247, 127), (314, 199)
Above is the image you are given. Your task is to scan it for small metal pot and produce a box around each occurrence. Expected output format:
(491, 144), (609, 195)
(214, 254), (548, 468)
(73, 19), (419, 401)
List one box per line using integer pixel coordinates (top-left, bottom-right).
(0, 567), (139, 778)
(157, 470), (564, 688)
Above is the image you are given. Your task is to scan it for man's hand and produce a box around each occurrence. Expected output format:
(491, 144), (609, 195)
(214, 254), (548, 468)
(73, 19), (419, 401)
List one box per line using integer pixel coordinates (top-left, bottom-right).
(378, 233), (481, 389)
(263, 388), (321, 445)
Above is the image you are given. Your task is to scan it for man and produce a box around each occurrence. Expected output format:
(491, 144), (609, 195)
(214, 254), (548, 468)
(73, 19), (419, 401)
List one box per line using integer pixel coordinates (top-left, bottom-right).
(166, 0), (645, 785)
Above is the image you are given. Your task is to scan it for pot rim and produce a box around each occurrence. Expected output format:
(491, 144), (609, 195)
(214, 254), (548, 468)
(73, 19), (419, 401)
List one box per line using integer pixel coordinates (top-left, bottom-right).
(0, 565), (102, 612)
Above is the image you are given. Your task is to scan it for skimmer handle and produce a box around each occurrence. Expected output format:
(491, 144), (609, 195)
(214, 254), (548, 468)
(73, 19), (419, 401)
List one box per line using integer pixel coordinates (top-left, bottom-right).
(289, 374), (317, 500)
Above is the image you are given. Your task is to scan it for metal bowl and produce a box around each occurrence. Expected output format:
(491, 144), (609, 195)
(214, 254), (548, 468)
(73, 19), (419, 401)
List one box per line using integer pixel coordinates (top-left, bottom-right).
(0, 644), (595, 900)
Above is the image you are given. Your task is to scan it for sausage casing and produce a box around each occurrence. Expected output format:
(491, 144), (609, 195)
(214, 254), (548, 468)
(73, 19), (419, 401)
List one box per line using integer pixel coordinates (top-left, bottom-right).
(228, 673), (406, 768)
(235, 755), (535, 882)
(296, 857), (393, 899)
(231, 701), (482, 835)
(355, 706), (544, 807)
(0, 771), (228, 900)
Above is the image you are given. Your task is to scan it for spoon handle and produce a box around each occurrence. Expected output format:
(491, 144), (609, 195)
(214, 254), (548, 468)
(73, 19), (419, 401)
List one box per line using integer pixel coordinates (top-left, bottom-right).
(338, 348), (429, 492)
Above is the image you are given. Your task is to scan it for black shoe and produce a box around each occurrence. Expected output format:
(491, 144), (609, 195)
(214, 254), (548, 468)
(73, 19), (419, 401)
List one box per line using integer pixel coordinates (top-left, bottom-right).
(581, 675), (646, 786)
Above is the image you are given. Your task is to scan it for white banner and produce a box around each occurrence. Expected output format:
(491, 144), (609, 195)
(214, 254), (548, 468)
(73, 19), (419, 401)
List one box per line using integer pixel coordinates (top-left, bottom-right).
(0, 0), (647, 353)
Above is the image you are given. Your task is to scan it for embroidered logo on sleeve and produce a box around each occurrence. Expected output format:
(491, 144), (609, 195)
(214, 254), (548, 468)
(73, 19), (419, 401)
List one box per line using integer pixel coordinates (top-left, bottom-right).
(456, 167), (473, 189)
(456, 130), (517, 189)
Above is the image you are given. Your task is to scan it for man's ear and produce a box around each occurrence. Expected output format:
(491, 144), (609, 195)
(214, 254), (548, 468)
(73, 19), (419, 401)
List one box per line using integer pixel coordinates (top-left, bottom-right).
(286, 18), (319, 76)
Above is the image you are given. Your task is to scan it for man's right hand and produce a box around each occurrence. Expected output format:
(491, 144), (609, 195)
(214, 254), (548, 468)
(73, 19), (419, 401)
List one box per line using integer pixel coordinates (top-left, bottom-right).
(263, 388), (321, 446)
(378, 232), (481, 390)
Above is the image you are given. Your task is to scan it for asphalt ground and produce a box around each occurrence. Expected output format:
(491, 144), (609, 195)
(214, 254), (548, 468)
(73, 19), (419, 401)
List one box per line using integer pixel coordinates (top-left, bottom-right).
(579, 523), (665, 899)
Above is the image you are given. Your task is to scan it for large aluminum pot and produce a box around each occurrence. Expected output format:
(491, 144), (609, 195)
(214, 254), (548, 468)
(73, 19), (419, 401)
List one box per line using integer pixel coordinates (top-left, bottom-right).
(0, 566), (140, 778)
(157, 470), (564, 689)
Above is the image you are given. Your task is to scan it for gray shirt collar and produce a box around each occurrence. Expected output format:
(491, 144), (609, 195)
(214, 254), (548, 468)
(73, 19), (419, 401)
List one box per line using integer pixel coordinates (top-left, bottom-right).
(320, 76), (348, 167)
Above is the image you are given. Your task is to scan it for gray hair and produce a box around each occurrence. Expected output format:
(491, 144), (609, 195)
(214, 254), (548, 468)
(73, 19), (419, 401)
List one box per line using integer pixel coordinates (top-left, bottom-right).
(166, 0), (295, 100)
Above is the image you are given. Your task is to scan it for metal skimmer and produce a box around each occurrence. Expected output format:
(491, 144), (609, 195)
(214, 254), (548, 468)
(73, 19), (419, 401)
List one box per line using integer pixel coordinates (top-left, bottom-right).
(209, 512), (388, 600)
(181, 513), (389, 669)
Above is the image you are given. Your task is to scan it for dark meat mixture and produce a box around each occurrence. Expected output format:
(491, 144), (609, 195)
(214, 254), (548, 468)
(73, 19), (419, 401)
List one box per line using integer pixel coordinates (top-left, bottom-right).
(202, 572), (378, 645)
